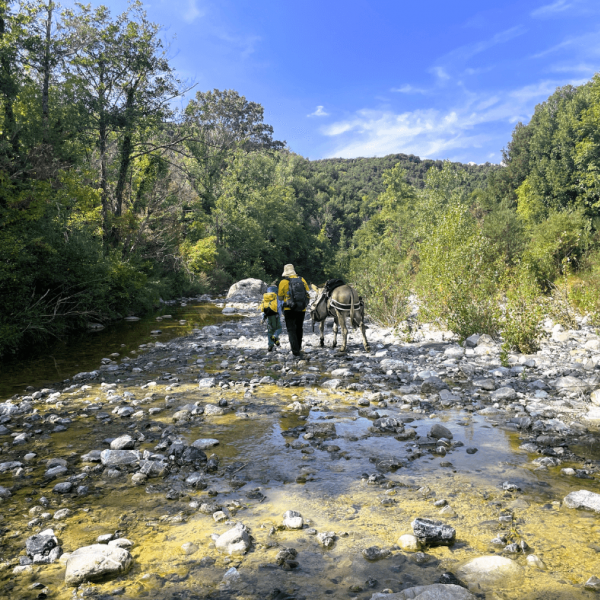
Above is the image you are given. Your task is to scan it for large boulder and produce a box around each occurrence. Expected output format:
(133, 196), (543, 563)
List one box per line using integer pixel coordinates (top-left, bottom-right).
(65, 544), (132, 586)
(456, 555), (523, 591)
(564, 490), (600, 512)
(226, 278), (267, 301)
(371, 584), (475, 599)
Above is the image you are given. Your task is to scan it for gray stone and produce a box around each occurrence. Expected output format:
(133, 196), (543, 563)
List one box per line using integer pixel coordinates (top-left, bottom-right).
(465, 334), (481, 348)
(317, 531), (335, 547)
(555, 376), (590, 392)
(0, 461), (22, 473)
(362, 546), (390, 561)
(26, 529), (58, 558)
(226, 278), (267, 300)
(421, 377), (449, 394)
(491, 387), (516, 401)
(215, 522), (251, 555)
(198, 378), (216, 388)
(53, 482), (73, 494)
(564, 490), (600, 512)
(306, 422), (336, 438)
(138, 460), (168, 478)
(456, 555), (523, 591)
(110, 435), (135, 450)
(45, 465), (67, 480)
(370, 584), (475, 599)
(412, 518), (456, 546)
(322, 379), (342, 390)
(65, 544), (133, 586)
(191, 438), (219, 450)
(204, 404), (225, 416)
(429, 424), (453, 440)
(0, 486), (11, 498)
(473, 378), (495, 391)
(100, 449), (140, 467)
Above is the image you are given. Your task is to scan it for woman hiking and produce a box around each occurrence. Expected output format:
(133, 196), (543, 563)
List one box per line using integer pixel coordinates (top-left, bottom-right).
(278, 264), (310, 357)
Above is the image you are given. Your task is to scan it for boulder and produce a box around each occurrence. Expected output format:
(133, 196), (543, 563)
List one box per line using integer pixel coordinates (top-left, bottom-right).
(370, 584), (475, 599)
(100, 449), (140, 467)
(491, 387), (516, 401)
(65, 544), (132, 586)
(473, 378), (495, 391)
(191, 438), (219, 450)
(283, 510), (304, 529)
(198, 377), (216, 388)
(555, 376), (590, 392)
(226, 278), (267, 300)
(26, 529), (58, 558)
(456, 555), (522, 591)
(215, 522), (251, 555)
(429, 424), (453, 440)
(110, 435), (135, 450)
(563, 490), (600, 512)
(421, 377), (449, 394)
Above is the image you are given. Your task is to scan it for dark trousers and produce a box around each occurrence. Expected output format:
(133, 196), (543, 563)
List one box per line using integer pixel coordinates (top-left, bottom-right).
(284, 310), (305, 355)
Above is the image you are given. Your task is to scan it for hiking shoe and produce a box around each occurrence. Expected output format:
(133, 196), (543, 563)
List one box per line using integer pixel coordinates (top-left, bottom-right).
(268, 346), (274, 353)
(274, 337), (280, 346)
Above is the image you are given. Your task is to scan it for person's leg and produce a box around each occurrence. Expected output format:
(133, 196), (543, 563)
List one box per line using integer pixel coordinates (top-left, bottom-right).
(266, 316), (276, 350)
(284, 311), (300, 354)
(296, 311), (305, 350)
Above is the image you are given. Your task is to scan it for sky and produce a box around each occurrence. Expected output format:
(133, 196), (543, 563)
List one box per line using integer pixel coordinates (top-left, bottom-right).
(64, 0), (600, 163)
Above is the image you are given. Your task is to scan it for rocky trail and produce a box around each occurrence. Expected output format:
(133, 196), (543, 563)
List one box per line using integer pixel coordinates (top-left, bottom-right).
(2, 283), (600, 599)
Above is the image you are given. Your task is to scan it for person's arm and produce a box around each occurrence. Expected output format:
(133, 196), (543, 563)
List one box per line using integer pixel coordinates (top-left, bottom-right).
(278, 280), (288, 307)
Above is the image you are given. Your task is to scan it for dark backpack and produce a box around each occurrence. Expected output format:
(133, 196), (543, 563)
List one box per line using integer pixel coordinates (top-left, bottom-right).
(287, 277), (307, 311)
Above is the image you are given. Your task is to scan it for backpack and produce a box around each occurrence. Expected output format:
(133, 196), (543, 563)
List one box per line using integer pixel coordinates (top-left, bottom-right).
(287, 277), (307, 311)
(261, 292), (278, 316)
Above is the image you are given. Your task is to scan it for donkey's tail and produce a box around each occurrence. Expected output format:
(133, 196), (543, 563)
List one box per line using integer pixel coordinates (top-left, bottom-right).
(350, 293), (355, 328)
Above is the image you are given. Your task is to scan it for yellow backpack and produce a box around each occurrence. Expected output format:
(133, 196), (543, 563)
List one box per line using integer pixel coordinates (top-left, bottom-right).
(260, 292), (278, 316)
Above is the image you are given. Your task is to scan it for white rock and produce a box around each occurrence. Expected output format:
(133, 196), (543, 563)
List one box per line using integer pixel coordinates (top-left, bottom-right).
(191, 438), (219, 450)
(322, 379), (342, 390)
(65, 544), (132, 586)
(215, 522), (251, 555)
(526, 554), (546, 570)
(564, 490), (600, 512)
(397, 534), (420, 552)
(198, 378), (216, 388)
(282, 510), (304, 529)
(491, 387), (517, 401)
(444, 346), (465, 358)
(555, 376), (590, 391)
(226, 278), (267, 300)
(590, 389), (600, 406)
(456, 555), (523, 591)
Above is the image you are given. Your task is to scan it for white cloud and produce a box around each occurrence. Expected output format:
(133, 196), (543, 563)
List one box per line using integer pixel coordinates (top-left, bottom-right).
(307, 105), (329, 117)
(391, 84), (428, 94)
(321, 79), (582, 160)
(217, 32), (261, 58)
(431, 66), (451, 81)
(531, 0), (572, 18)
(183, 0), (205, 23)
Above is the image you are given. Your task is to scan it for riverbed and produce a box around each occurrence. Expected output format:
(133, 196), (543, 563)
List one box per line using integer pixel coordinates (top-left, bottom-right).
(1, 300), (600, 600)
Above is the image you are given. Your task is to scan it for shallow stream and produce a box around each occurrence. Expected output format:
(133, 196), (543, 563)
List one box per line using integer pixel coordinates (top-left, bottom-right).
(1, 306), (600, 600)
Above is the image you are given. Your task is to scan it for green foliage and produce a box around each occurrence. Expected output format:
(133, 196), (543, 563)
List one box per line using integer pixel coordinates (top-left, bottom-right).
(500, 270), (546, 355)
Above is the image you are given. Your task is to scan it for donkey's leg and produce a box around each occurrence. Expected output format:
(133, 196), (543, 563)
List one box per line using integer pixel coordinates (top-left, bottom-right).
(337, 310), (348, 352)
(332, 316), (338, 348)
(319, 320), (325, 347)
(360, 316), (370, 352)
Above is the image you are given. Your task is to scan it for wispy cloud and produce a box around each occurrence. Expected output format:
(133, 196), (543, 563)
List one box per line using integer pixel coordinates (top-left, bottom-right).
(307, 105), (329, 117)
(217, 32), (261, 58)
(391, 84), (428, 94)
(531, 0), (572, 18)
(431, 66), (451, 81)
(183, 0), (206, 23)
(321, 79), (581, 160)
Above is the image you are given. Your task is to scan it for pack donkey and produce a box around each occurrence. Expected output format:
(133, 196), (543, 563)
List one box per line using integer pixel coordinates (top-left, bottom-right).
(310, 282), (370, 352)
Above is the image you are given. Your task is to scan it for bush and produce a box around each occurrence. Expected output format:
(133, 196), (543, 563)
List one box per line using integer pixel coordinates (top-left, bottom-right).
(500, 269), (546, 354)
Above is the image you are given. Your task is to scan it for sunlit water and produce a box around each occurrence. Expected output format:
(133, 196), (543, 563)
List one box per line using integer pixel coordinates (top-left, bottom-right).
(1, 313), (600, 599)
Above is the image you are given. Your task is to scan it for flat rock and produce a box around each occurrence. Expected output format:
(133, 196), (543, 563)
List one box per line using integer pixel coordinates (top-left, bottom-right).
(191, 438), (220, 450)
(421, 377), (449, 394)
(371, 584), (475, 599)
(457, 555), (523, 591)
(100, 450), (140, 467)
(65, 544), (132, 586)
(564, 490), (600, 512)
(491, 387), (516, 401)
(555, 376), (590, 391)
(198, 378), (216, 388)
(473, 378), (495, 391)
(322, 379), (342, 390)
(110, 435), (135, 450)
(204, 404), (225, 416)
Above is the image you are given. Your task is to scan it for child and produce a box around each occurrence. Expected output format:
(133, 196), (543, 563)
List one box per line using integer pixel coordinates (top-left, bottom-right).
(259, 284), (282, 352)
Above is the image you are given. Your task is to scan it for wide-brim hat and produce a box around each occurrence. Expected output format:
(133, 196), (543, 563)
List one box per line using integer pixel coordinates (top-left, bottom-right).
(282, 264), (297, 277)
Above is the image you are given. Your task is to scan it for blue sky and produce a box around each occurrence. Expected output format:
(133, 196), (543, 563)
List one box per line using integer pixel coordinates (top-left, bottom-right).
(71, 0), (600, 163)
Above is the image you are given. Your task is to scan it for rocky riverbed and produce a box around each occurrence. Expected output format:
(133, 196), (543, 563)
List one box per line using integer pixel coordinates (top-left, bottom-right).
(2, 289), (600, 600)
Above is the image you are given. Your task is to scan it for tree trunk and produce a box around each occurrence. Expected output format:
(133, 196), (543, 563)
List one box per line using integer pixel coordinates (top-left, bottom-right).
(0, 11), (18, 157)
(114, 87), (135, 219)
(98, 58), (110, 243)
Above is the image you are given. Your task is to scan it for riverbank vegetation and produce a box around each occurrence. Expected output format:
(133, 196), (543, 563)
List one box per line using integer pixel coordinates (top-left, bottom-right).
(2, 0), (600, 358)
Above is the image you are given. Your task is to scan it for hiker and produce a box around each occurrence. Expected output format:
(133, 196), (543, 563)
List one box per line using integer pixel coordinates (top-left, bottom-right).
(259, 284), (282, 353)
(278, 264), (310, 357)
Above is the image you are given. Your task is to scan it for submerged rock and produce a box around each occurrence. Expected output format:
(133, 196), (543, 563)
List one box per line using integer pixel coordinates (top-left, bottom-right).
(370, 584), (475, 599)
(456, 555), (523, 590)
(215, 522), (251, 555)
(65, 544), (132, 586)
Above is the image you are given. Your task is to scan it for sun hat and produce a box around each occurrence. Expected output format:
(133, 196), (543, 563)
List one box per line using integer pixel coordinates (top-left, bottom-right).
(282, 264), (297, 277)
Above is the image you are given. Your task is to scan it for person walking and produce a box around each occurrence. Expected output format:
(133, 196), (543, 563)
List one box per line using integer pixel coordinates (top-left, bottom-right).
(278, 264), (310, 357)
(259, 283), (283, 353)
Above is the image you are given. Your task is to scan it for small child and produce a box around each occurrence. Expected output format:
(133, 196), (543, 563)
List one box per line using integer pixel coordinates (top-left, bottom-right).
(259, 284), (282, 352)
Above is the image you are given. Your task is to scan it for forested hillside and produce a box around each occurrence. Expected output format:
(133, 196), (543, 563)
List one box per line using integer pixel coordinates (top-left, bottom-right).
(2, 0), (600, 358)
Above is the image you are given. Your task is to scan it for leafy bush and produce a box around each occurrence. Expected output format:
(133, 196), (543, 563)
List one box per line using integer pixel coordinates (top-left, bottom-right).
(500, 270), (546, 354)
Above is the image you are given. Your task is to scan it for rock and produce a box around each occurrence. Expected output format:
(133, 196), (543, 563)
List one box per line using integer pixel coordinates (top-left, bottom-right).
(215, 522), (251, 555)
(456, 555), (523, 591)
(362, 546), (390, 561)
(100, 449), (140, 467)
(65, 544), (133, 586)
(412, 518), (456, 546)
(26, 529), (58, 558)
(429, 424), (453, 440)
(204, 404), (225, 416)
(222, 307), (237, 314)
(526, 555), (546, 570)
(370, 584), (475, 599)
(306, 422), (336, 438)
(564, 490), (600, 512)
(398, 534), (420, 552)
(0, 486), (11, 498)
(110, 435), (135, 450)
(109, 538), (133, 549)
(53, 509), (72, 521)
(53, 482), (73, 494)
(283, 510), (304, 529)
(0, 461), (22, 473)
(444, 346), (465, 358)
(131, 473), (147, 486)
(491, 387), (516, 401)
(465, 334), (481, 348)
(317, 531), (335, 547)
(322, 379), (342, 390)
(191, 438), (219, 450)
(198, 378), (216, 388)
(555, 376), (590, 392)
(421, 377), (449, 394)
(138, 460), (168, 478)
(226, 278), (267, 300)
(585, 576), (600, 592)
(45, 465), (67, 480)
(590, 389), (600, 406)
(473, 378), (495, 391)
(182, 542), (198, 555)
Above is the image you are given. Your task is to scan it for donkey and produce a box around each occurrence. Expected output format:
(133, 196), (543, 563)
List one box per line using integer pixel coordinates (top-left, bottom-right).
(310, 284), (370, 352)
